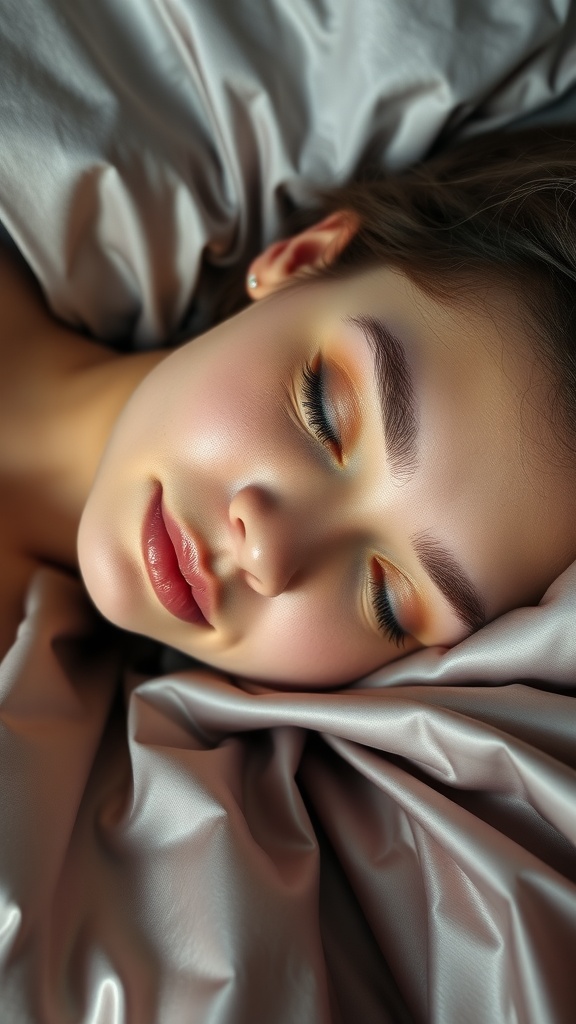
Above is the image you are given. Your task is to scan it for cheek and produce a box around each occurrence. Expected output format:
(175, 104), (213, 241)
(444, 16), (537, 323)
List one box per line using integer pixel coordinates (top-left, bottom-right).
(157, 352), (287, 477)
(228, 596), (391, 687)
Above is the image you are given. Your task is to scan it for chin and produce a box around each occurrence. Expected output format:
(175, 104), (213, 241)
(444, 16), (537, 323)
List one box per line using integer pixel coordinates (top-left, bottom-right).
(77, 511), (140, 633)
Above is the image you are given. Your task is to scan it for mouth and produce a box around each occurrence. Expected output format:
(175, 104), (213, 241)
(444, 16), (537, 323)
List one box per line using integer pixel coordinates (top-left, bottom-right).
(142, 483), (214, 627)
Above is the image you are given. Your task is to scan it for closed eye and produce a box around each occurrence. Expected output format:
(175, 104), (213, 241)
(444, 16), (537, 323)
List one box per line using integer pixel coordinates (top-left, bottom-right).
(301, 359), (341, 455)
(300, 361), (407, 648)
(370, 563), (407, 647)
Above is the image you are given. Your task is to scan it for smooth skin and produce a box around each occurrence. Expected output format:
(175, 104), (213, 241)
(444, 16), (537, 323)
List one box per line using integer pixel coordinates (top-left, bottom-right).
(79, 213), (576, 684)
(2, 215), (576, 682)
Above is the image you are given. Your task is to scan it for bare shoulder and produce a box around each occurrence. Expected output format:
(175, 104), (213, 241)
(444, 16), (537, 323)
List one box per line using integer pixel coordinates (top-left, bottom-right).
(0, 243), (48, 661)
(0, 548), (39, 663)
(0, 237), (49, 338)
(0, 242), (62, 467)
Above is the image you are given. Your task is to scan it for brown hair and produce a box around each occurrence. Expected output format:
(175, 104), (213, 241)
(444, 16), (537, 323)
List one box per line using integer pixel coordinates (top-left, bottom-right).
(219, 125), (576, 456)
(301, 125), (576, 458)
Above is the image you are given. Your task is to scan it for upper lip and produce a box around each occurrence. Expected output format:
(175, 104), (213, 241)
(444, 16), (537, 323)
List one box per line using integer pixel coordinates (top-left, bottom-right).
(160, 497), (218, 625)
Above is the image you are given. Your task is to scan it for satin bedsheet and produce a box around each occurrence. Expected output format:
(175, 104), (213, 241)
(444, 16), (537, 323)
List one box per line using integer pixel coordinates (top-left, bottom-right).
(2, 1), (576, 1021)
(2, 0), (576, 345)
(0, 566), (575, 1022)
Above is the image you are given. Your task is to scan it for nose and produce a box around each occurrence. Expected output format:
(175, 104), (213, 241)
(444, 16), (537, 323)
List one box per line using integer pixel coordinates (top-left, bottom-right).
(228, 485), (304, 596)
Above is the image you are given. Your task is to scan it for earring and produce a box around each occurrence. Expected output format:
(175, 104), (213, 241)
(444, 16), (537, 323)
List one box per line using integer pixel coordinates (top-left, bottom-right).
(247, 273), (258, 290)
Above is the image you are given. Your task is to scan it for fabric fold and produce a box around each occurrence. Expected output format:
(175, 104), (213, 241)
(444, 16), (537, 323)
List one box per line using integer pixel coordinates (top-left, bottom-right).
(3, 0), (576, 344)
(1, 566), (575, 1021)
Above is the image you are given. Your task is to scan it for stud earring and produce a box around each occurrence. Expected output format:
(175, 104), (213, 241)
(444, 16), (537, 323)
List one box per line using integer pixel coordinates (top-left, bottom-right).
(247, 273), (258, 290)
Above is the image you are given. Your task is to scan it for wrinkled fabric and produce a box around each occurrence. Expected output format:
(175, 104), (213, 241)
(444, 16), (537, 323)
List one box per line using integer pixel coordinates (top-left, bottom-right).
(0, 566), (575, 1023)
(2, 0), (576, 344)
(2, 2), (576, 1022)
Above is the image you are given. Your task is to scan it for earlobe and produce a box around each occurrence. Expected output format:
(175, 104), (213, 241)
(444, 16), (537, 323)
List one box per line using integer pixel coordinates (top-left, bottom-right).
(245, 209), (359, 299)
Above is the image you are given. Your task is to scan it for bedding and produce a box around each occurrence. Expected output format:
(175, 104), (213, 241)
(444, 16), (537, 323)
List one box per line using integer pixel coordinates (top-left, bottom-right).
(2, 0), (576, 346)
(1, 1), (576, 1021)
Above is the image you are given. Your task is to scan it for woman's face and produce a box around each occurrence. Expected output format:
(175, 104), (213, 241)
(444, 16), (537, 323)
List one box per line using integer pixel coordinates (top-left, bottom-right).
(78, 258), (576, 686)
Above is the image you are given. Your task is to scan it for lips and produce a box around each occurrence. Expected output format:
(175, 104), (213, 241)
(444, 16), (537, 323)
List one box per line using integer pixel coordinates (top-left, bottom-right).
(142, 484), (213, 626)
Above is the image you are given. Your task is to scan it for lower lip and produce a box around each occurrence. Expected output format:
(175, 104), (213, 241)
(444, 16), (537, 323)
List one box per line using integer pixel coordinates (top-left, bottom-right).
(142, 485), (208, 625)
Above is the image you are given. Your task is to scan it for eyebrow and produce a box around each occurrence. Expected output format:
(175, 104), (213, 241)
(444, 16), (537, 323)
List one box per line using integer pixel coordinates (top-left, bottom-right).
(412, 531), (487, 633)
(347, 313), (418, 480)
(345, 313), (487, 635)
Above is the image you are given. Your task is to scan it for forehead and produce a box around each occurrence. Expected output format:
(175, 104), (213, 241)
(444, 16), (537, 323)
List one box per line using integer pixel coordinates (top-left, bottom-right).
(328, 267), (540, 453)
(353, 266), (552, 444)
(362, 266), (532, 375)
(344, 267), (576, 612)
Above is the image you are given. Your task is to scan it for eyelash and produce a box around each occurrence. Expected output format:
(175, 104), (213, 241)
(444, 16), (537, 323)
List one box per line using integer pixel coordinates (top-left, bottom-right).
(301, 360), (341, 452)
(300, 361), (407, 648)
(370, 574), (407, 647)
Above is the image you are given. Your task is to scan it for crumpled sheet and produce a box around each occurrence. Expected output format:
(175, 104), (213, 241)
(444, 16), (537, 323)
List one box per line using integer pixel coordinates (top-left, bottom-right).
(2, 1), (576, 1021)
(2, 0), (576, 345)
(0, 565), (575, 1023)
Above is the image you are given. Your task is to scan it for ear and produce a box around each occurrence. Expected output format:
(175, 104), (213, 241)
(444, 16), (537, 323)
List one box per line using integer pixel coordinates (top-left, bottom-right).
(246, 210), (359, 299)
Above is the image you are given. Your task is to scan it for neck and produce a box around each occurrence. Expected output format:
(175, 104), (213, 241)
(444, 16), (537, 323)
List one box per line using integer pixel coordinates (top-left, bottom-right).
(2, 325), (165, 570)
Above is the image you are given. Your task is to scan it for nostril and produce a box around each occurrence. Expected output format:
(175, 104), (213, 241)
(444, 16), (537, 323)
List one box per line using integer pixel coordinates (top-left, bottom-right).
(228, 500), (246, 539)
(243, 568), (263, 591)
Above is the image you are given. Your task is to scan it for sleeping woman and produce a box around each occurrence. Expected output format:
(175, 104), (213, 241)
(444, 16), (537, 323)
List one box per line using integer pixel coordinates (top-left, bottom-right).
(2, 124), (576, 685)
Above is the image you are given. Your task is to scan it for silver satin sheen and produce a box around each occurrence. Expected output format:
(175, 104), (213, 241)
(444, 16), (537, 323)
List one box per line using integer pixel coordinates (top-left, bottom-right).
(2, 566), (576, 1023)
(2, 0), (576, 346)
(1, 1), (576, 1022)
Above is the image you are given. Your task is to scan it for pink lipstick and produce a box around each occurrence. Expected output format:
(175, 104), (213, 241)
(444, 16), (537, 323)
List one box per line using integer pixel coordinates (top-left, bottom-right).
(142, 485), (212, 626)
